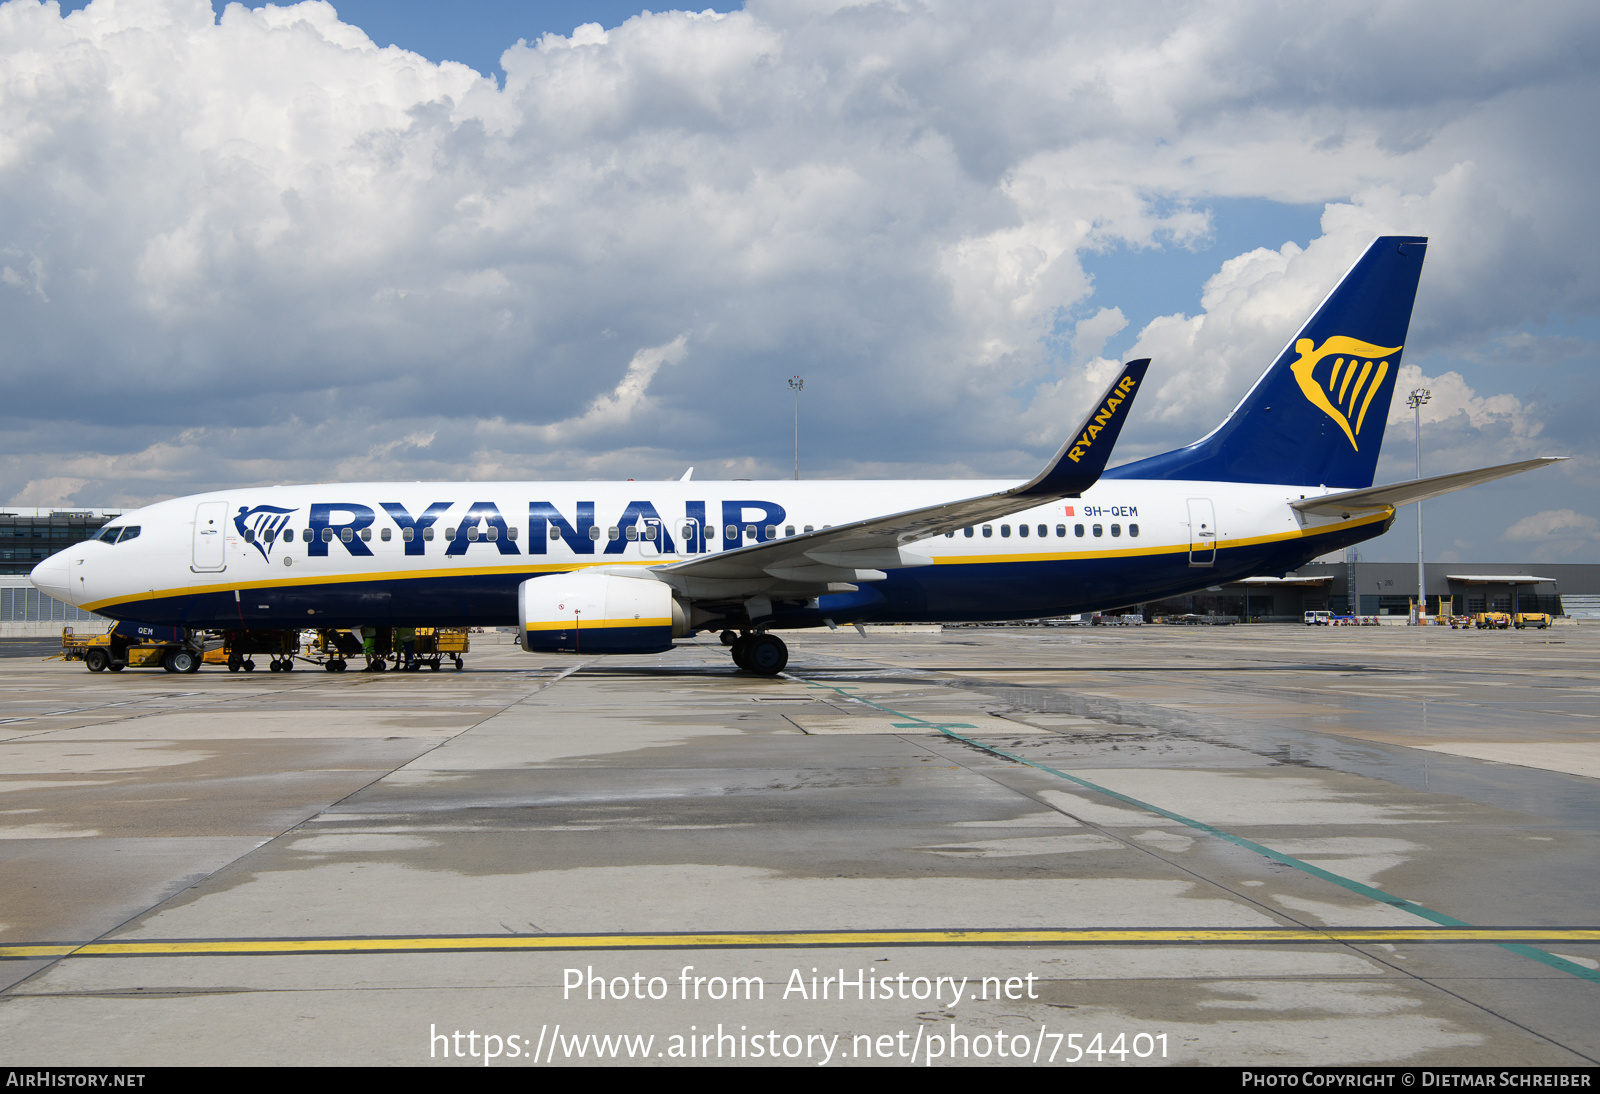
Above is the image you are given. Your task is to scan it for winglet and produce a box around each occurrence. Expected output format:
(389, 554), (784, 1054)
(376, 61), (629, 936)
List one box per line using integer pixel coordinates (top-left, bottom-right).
(1012, 358), (1150, 498)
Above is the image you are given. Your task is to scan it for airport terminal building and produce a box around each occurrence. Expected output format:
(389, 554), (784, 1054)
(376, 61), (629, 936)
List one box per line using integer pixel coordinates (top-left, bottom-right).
(1163, 561), (1600, 622)
(1, 508), (121, 634)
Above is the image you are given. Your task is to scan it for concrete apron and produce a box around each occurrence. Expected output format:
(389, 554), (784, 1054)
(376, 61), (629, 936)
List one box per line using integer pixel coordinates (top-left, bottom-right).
(0, 627), (1597, 1066)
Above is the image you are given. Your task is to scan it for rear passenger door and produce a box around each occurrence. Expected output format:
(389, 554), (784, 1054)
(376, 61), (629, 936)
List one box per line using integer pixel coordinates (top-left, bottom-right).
(1186, 498), (1216, 567)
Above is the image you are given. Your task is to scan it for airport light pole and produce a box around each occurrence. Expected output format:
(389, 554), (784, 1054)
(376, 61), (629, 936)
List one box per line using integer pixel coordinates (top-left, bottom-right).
(1408, 387), (1431, 622)
(788, 375), (804, 480)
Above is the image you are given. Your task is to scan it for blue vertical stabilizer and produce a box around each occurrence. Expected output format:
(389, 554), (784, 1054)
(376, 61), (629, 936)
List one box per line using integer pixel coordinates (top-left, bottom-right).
(1105, 236), (1427, 488)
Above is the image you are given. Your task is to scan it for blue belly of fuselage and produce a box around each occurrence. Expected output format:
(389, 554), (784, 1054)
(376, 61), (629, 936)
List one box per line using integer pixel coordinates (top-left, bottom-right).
(103, 518), (1381, 632)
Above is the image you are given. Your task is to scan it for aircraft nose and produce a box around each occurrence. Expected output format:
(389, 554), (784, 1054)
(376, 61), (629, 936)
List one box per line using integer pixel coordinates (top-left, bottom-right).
(29, 552), (73, 605)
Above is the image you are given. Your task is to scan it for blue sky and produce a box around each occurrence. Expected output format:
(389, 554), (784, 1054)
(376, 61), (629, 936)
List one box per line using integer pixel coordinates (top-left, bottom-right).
(63, 0), (721, 75)
(12, 0), (1600, 564)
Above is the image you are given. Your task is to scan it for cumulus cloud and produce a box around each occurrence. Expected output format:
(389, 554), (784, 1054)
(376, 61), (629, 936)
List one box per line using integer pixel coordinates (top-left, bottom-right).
(1505, 509), (1600, 542)
(1385, 364), (1535, 435)
(0, 0), (1595, 541)
(8, 476), (88, 506)
(523, 333), (689, 442)
(1502, 508), (1600, 560)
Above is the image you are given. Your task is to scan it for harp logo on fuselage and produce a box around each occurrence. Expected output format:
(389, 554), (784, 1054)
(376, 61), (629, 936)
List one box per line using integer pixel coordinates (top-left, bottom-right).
(1288, 336), (1402, 451)
(234, 505), (298, 561)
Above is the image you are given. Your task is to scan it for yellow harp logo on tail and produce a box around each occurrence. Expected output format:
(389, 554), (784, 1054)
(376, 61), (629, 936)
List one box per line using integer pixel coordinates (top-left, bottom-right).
(1289, 336), (1402, 451)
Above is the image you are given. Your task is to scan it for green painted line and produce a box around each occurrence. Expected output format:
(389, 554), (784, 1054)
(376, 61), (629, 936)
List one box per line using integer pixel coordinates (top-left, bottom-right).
(792, 675), (1600, 986)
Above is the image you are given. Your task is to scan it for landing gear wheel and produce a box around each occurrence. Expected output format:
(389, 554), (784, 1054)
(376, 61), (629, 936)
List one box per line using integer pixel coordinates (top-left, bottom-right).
(730, 635), (751, 670)
(745, 634), (788, 676)
(720, 629), (738, 647)
(165, 649), (198, 674)
(184, 652), (202, 673)
(85, 649), (109, 673)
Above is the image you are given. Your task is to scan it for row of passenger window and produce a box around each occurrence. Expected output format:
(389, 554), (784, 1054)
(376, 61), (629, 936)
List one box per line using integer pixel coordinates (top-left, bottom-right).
(141, 517), (1142, 550)
(614, 523), (819, 541)
(239, 522), (823, 546)
(243, 525), (472, 544)
(947, 523), (1139, 539)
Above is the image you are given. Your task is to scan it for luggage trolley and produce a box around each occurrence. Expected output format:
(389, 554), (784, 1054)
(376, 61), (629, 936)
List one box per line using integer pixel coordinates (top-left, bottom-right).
(202, 629), (302, 672)
(408, 627), (469, 671)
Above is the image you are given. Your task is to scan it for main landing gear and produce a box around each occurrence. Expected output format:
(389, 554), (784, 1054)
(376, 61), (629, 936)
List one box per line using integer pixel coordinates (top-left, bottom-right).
(729, 632), (788, 676)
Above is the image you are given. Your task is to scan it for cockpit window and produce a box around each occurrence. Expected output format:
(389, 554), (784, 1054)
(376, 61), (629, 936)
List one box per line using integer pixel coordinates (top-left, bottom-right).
(117, 526), (140, 543)
(94, 525), (139, 544)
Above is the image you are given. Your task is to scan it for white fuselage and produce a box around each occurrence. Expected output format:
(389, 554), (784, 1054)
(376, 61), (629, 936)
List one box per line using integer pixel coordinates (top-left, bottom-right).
(32, 478), (1386, 630)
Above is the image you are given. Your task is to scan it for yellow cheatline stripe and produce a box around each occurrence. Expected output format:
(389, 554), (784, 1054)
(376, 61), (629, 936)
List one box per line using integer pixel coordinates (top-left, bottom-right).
(524, 618), (672, 632)
(81, 511), (1392, 612)
(78, 558), (658, 614)
(6, 925), (1599, 959)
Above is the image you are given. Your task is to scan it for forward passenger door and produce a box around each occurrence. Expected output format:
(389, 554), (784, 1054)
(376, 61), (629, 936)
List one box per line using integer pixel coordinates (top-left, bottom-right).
(192, 501), (228, 572)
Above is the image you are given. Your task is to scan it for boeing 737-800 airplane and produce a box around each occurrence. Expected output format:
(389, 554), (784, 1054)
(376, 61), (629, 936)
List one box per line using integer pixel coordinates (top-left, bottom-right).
(30, 236), (1562, 674)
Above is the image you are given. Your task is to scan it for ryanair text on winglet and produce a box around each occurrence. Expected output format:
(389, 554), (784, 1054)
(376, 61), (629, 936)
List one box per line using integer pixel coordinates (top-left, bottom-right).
(1066, 374), (1139, 463)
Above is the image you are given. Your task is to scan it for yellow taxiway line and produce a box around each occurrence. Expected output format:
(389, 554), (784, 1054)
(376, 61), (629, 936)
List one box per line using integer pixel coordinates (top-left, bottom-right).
(5, 926), (1599, 960)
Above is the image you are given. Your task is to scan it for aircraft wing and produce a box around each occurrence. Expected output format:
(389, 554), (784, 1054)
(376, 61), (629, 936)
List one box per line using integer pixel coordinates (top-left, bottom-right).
(652, 359), (1149, 592)
(1290, 457), (1568, 516)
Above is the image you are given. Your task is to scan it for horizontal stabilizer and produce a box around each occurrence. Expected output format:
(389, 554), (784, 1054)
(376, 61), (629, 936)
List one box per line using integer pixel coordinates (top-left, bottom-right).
(1291, 458), (1568, 515)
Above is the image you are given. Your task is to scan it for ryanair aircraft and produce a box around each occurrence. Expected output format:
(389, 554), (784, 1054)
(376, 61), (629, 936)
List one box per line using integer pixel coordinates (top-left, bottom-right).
(31, 236), (1562, 674)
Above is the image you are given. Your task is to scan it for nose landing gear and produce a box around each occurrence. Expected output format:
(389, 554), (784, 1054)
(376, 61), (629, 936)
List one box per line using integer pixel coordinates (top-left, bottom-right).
(729, 632), (788, 675)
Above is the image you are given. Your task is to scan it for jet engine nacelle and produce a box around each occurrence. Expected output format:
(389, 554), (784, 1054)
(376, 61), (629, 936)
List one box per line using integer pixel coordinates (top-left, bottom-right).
(519, 572), (687, 654)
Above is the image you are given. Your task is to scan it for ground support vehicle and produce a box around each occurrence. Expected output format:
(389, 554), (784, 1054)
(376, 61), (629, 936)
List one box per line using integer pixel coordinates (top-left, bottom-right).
(202, 629), (302, 672)
(63, 621), (206, 674)
(1475, 612), (1512, 630)
(1513, 613), (1552, 629)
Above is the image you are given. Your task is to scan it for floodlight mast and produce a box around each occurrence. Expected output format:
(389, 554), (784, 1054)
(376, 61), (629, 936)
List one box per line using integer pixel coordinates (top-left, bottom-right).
(1407, 387), (1431, 621)
(788, 376), (804, 480)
